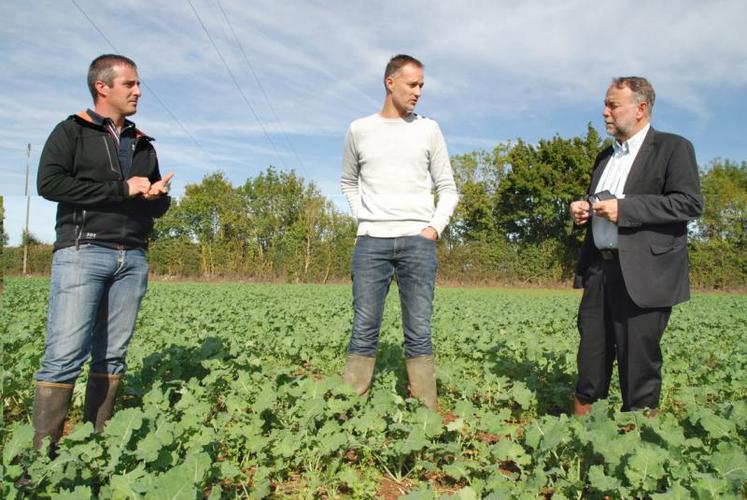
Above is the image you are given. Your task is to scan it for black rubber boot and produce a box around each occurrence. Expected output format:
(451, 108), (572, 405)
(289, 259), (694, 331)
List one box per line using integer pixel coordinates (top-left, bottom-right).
(32, 381), (74, 450)
(83, 373), (122, 432)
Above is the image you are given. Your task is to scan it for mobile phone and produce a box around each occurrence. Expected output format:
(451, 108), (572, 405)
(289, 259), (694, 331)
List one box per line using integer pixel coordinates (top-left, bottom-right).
(587, 190), (616, 204)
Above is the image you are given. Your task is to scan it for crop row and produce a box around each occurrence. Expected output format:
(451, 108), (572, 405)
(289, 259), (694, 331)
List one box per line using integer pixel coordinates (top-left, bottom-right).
(1, 278), (745, 498)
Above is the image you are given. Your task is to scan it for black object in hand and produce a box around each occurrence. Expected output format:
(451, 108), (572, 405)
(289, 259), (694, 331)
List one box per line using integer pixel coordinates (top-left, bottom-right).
(587, 190), (616, 204)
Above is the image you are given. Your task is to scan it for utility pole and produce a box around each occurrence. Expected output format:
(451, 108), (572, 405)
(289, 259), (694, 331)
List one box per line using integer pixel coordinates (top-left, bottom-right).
(22, 143), (31, 275)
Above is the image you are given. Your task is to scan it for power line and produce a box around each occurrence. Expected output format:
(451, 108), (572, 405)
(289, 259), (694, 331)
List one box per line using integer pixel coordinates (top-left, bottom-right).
(70, 0), (212, 161)
(215, 0), (305, 170)
(187, 0), (288, 170)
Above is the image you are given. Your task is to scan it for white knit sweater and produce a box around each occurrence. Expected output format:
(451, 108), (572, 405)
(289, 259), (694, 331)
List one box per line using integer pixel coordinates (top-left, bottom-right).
(340, 113), (459, 237)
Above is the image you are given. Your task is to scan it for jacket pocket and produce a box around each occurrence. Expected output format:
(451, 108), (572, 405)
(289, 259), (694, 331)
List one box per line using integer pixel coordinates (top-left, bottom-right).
(650, 241), (686, 255)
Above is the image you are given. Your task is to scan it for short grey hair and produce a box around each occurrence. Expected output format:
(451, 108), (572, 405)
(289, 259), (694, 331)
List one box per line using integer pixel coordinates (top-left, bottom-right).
(612, 76), (655, 115)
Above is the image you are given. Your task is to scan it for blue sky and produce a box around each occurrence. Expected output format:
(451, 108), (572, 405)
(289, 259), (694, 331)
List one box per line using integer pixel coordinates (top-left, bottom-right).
(2, 0), (746, 246)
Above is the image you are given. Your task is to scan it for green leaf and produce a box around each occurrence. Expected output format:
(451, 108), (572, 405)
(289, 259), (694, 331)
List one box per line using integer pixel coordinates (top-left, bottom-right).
(337, 465), (359, 487)
(624, 444), (667, 490)
(691, 472), (728, 498)
(2, 424), (33, 464)
(510, 383), (534, 410)
(443, 461), (475, 481)
(104, 407), (144, 441)
(108, 464), (148, 498)
(452, 486), (478, 500)
(587, 464), (620, 493)
(446, 417), (465, 432)
(490, 438), (528, 465)
(650, 482), (693, 499)
(63, 421), (93, 442)
(145, 452), (211, 500)
(218, 460), (242, 480)
(52, 486), (92, 499)
(711, 442), (747, 481)
(401, 427), (429, 453)
(253, 387), (277, 414)
(412, 407), (443, 438)
(696, 409), (736, 439)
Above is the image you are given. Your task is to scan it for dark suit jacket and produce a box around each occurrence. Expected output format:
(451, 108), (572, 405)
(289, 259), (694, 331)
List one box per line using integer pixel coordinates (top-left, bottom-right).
(574, 127), (704, 308)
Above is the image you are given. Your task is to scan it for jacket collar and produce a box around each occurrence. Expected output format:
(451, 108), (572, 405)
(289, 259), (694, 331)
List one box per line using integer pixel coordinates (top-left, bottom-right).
(73, 110), (153, 141)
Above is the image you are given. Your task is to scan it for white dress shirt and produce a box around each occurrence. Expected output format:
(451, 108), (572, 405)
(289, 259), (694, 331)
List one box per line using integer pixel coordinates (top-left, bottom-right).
(592, 123), (650, 249)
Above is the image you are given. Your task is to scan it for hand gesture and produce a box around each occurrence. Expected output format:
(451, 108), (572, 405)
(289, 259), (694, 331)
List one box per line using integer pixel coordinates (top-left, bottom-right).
(144, 172), (174, 200)
(570, 200), (591, 226)
(592, 198), (618, 223)
(126, 176), (151, 197)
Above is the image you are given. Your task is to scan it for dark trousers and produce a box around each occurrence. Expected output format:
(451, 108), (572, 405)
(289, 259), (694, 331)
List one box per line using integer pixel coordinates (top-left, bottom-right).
(575, 252), (671, 411)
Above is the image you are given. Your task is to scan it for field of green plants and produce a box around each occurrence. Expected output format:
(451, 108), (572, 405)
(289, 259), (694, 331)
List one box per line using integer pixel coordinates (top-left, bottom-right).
(1, 277), (745, 498)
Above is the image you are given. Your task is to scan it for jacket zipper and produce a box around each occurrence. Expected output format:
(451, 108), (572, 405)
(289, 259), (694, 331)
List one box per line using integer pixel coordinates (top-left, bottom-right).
(73, 208), (79, 250)
(102, 136), (120, 176)
(103, 134), (129, 245)
(74, 209), (87, 250)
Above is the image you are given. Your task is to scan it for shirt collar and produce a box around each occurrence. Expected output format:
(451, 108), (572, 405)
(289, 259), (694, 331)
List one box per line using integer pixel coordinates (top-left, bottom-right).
(85, 108), (136, 131)
(613, 123), (650, 156)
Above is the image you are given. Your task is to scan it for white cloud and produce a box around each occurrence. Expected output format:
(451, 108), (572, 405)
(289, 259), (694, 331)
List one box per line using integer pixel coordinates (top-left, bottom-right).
(2, 0), (746, 245)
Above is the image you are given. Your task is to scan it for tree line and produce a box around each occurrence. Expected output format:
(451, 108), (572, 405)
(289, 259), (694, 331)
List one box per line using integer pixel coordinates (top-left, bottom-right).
(3, 126), (746, 288)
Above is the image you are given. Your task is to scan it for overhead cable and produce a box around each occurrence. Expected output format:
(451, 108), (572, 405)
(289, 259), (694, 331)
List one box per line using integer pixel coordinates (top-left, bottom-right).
(187, 0), (288, 170)
(216, 0), (305, 170)
(70, 0), (212, 160)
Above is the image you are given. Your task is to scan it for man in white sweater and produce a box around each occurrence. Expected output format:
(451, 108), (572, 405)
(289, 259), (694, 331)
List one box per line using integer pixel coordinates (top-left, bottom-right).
(339, 54), (459, 409)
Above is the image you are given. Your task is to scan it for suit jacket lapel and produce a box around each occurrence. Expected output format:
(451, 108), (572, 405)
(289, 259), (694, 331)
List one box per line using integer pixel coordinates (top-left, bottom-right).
(623, 127), (656, 193)
(590, 148), (613, 194)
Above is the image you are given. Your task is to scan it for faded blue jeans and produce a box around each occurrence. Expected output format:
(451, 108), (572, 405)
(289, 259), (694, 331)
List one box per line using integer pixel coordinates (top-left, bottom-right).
(36, 244), (149, 383)
(348, 235), (438, 358)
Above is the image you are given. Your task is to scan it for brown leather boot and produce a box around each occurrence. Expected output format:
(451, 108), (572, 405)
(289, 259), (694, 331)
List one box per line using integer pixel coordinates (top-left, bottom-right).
(32, 381), (74, 450)
(574, 395), (593, 417)
(406, 355), (438, 410)
(342, 354), (376, 397)
(83, 373), (122, 432)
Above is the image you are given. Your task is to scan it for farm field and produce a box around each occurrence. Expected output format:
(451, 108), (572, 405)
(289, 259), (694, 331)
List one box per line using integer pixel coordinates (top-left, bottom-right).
(1, 277), (746, 498)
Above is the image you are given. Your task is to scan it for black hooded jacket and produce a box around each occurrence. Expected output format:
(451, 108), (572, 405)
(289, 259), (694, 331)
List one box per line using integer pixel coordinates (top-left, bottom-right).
(37, 111), (170, 251)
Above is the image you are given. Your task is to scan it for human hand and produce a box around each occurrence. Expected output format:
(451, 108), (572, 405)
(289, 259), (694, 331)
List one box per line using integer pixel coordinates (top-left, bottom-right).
(592, 198), (618, 223)
(420, 226), (438, 241)
(570, 200), (591, 226)
(144, 172), (174, 200)
(126, 176), (151, 197)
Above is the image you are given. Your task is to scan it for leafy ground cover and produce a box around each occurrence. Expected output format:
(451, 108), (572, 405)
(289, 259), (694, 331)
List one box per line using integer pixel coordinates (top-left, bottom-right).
(1, 277), (745, 498)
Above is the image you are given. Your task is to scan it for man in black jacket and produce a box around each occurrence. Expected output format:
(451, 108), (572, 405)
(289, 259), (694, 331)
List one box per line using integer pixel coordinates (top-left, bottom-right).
(569, 77), (703, 415)
(32, 54), (173, 449)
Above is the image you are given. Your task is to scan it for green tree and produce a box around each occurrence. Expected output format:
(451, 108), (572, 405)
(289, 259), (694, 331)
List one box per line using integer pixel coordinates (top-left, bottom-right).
(449, 144), (509, 241)
(159, 172), (242, 276)
(689, 159), (747, 288)
(21, 230), (43, 246)
(698, 158), (747, 242)
(495, 124), (605, 277)
(150, 167), (356, 281)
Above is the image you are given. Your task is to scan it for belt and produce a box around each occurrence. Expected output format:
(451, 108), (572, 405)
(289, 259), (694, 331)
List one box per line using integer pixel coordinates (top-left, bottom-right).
(599, 249), (618, 260)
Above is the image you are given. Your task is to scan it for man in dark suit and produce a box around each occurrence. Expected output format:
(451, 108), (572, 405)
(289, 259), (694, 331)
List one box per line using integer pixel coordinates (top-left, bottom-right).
(569, 76), (703, 415)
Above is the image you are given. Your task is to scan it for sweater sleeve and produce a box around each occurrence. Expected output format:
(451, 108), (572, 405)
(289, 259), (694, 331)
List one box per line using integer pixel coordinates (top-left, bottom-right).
(427, 123), (459, 235)
(340, 126), (361, 218)
(37, 121), (129, 204)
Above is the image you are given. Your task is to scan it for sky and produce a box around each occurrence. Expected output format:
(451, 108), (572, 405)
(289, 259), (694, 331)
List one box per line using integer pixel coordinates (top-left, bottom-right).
(2, 0), (746, 246)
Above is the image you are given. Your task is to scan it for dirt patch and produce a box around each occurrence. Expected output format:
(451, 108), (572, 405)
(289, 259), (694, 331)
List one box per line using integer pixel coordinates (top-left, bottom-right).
(378, 477), (412, 500)
(476, 431), (501, 444)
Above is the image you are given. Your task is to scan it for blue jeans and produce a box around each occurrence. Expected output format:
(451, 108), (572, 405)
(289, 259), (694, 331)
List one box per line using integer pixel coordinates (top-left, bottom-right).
(348, 235), (437, 358)
(36, 245), (149, 383)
